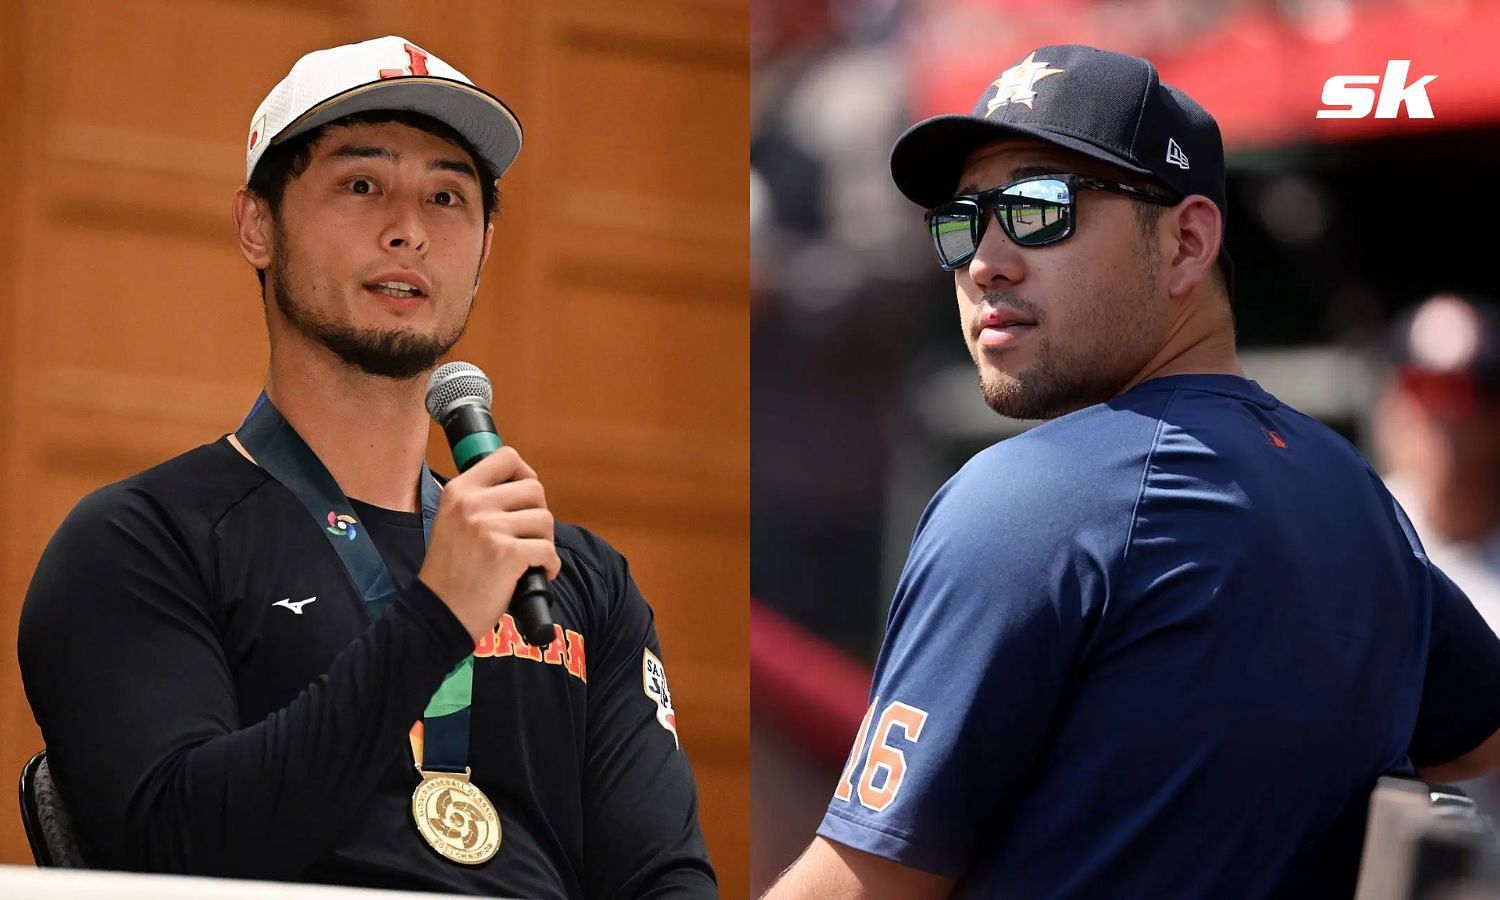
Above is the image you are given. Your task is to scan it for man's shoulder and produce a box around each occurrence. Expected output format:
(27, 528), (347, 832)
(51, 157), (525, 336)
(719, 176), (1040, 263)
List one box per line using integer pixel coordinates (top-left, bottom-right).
(948, 374), (1361, 511)
(980, 398), (1162, 461)
(64, 437), (267, 535)
(943, 400), (1163, 517)
(916, 382), (1258, 564)
(24, 439), (261, 632)
(554, 520), (627, 584)
(548, 520), (667, 650)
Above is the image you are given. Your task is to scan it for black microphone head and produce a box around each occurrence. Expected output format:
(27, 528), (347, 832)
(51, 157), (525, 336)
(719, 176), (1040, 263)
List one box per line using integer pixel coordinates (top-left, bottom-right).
(425, 361), (493, 421)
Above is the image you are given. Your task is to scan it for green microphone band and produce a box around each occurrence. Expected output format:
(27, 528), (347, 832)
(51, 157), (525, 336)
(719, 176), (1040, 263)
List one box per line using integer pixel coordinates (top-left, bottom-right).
(452, 431), (503, 471)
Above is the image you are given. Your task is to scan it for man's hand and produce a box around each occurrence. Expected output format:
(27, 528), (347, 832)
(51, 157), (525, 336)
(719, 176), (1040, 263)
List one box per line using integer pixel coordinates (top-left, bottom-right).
(762, 837), (954, 900)
(418, 446), (561, 641)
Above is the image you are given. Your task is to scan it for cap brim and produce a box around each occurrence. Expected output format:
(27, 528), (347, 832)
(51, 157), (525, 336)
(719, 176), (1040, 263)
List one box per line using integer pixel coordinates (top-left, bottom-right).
(890, 115), (1154, 208)
(270, 77), (523, 180)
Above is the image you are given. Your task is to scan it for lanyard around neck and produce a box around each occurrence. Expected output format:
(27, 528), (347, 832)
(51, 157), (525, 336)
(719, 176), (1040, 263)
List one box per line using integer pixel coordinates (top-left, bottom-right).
(236, 392), (473, 772)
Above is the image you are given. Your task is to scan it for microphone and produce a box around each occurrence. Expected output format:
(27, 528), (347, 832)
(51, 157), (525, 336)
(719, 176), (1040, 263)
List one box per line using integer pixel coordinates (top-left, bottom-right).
(425, 361), (555, 647)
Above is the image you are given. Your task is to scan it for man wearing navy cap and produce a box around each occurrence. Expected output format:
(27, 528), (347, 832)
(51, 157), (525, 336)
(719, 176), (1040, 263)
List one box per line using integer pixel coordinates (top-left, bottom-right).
(767, 45), (1500, 898)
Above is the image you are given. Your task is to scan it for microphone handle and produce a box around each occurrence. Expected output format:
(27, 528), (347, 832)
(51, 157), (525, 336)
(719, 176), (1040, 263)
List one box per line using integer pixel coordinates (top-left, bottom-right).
(510, 571), (556, 647)
(442, 405), (557, 647)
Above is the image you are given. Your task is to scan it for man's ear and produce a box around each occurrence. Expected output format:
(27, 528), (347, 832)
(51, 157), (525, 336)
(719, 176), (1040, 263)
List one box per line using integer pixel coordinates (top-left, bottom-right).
(474, 221), (494, 290)
(232, 187), (273, 272)
(1164, 195), (1222, 300)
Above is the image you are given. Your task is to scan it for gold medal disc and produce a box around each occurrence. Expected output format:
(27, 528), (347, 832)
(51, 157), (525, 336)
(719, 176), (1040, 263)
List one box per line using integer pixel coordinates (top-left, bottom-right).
(411, 768), (501, 864)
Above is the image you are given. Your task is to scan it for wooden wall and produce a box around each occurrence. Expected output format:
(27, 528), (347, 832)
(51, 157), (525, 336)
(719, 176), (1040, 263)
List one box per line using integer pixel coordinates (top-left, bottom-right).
(0, 1), (749, 895)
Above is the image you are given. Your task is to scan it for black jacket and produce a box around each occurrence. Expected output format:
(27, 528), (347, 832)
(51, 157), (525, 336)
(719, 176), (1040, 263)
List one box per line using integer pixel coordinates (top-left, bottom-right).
(19, 436), (716, 898)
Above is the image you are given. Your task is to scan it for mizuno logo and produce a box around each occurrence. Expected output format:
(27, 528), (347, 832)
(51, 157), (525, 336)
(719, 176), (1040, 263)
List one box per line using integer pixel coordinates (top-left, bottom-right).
(1166, 138), (1190, 170)
(273, 596), (318, 615)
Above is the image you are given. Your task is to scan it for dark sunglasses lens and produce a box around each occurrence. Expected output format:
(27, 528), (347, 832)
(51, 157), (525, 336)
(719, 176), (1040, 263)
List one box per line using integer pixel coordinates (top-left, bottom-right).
(1002, 179), (1073, 246)
(928, 201), (979, 269)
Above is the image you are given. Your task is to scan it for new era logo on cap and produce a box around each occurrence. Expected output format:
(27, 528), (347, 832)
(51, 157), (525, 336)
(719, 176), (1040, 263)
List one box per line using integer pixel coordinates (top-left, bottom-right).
(244, 35), (522, 184)
(1166, 138), (1190, 170)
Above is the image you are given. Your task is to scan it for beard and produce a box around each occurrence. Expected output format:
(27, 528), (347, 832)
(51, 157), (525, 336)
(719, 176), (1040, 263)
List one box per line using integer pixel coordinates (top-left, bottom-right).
(267, 228), (473, 380)
(970, 245), (1162, 420)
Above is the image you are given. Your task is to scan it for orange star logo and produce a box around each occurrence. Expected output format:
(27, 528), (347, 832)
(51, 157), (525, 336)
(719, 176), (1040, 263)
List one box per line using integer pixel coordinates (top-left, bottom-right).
(986, 52), (1067, 114)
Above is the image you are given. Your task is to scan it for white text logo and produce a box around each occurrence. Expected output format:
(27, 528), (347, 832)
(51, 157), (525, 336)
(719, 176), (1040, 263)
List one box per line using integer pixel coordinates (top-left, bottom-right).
(1166, 138), (1190, 170)
(1317, 60), (1436, 119)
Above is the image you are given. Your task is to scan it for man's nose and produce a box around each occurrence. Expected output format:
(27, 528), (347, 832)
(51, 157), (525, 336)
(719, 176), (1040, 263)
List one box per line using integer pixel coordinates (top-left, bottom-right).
(966, 211), (1024, 289)
(382, 200), (429, 254)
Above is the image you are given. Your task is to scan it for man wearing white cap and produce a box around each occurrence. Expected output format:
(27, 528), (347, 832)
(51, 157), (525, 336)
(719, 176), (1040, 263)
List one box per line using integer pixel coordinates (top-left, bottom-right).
(19, 36), (716, 898)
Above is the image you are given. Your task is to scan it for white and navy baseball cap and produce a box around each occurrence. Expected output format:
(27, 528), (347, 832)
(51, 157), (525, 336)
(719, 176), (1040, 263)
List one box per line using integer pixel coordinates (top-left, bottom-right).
(891, 44), (1226, 216)
(245, 35), (522, 183)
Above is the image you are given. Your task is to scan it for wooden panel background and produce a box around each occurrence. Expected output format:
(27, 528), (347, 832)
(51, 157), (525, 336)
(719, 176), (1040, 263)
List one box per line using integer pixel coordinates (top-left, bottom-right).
(0, 1), (749, 895)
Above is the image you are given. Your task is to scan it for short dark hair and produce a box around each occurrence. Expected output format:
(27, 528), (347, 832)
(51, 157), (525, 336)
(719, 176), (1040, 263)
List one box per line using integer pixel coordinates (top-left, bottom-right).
(245, 109), (499, 292)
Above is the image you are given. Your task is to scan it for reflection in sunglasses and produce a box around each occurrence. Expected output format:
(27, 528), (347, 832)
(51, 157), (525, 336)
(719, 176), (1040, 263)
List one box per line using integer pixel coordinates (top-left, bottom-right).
(925, 174), (1177, 270)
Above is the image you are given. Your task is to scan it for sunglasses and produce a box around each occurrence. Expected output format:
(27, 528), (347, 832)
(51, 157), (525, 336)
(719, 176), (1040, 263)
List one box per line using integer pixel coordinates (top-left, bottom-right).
(925, 174), (1178, 271)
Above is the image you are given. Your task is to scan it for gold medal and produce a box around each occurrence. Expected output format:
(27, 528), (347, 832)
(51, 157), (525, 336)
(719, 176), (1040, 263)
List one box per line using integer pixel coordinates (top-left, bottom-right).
(411, 766), (501, 864)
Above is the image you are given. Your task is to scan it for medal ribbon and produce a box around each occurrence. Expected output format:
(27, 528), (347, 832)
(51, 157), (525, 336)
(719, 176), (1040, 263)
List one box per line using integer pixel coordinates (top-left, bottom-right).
(237, 393), (473, 773)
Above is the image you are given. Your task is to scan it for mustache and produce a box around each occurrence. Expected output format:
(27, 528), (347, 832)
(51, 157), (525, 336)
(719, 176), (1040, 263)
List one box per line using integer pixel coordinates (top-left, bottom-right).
(970, 292), (1042, 339)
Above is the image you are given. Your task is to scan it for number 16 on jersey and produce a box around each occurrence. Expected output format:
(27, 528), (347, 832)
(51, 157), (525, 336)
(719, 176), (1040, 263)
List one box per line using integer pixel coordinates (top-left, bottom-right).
(834, 697), (930, 813)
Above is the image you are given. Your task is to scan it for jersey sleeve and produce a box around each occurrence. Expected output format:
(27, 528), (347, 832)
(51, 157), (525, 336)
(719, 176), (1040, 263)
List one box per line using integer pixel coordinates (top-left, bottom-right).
(16, 483), (474, 877)
(816, 472), (1105, 877)
(1409, 559), (1500, 769)
(564, 528), (718, 899)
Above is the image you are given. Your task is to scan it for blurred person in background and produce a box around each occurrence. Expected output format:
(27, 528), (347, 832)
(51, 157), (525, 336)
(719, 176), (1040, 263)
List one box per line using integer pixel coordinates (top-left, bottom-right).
(767, 44), (1500, 899)
(1377, 291), (1500, 818)
(752, 0), (933, 654)
(1378, 293), (1500, 634)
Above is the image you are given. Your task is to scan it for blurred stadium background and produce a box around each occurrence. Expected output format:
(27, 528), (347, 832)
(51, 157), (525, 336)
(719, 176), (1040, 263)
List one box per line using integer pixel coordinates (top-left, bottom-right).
(0, 2), (748, 896)
(751, 0), (1500, 892)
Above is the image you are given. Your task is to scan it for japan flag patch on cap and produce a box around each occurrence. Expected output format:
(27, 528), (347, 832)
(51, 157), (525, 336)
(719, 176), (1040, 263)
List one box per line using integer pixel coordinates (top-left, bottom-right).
(249, 115), (267, 153)
(642, 649), (679, 749)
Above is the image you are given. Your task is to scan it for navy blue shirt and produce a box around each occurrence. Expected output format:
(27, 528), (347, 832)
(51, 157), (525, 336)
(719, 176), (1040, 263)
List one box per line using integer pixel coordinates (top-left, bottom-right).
(819, 374), (1500, 897)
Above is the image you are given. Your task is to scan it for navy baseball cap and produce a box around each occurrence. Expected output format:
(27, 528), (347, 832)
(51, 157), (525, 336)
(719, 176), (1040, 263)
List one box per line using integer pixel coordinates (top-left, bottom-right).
(891, 45), (1226, 216)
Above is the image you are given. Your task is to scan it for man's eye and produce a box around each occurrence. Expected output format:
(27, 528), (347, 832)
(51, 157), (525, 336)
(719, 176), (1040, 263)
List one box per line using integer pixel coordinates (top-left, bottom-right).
(433, 190), (459, 206)
(349, 178), (374, 194)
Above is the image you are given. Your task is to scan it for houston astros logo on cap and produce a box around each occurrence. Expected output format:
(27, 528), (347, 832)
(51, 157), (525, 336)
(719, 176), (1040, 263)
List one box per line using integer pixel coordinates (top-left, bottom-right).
(985, 51), (1067, 114)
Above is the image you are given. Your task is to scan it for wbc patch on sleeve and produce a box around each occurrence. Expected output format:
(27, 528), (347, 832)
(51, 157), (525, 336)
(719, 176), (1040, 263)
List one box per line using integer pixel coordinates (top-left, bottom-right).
(642, 649), (679, 749)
